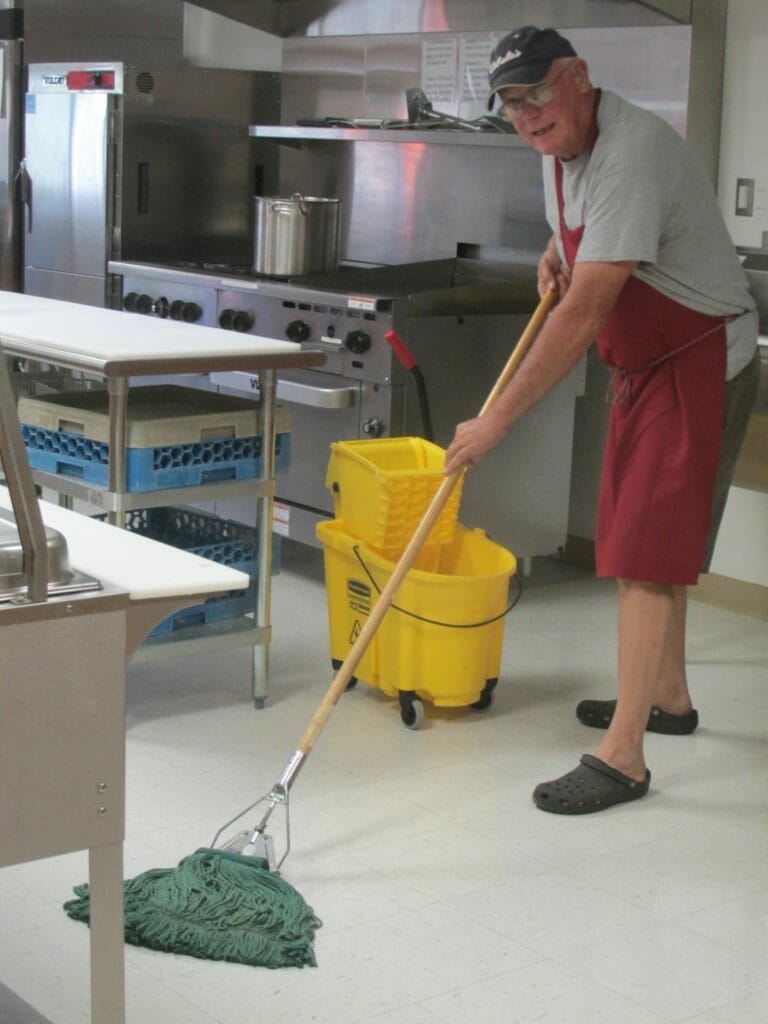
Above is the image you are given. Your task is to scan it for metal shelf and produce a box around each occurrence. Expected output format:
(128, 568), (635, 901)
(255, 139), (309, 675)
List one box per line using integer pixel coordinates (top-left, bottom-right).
(132, 613), (270, 662)
(249, 124), (524, 147)
(31, 469), (275, 514)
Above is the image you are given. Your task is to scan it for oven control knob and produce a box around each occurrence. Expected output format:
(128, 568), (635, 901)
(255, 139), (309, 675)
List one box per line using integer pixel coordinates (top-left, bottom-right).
(181, 302), (203, 323)
(286, 319), (311, 343)
(170, 300), (185, 320)
(153, 296), (170, 318)
(134, 293), (154, 315)
(123, 291), (139, 312)
(232, 310), (255, 332)
(362, 417), (385, 438)
(344, 330), (371, 354)
(219, 308), (254, 332)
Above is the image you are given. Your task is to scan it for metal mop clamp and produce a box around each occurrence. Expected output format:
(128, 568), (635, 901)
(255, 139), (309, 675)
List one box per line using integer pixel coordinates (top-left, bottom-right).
(213, 290), (557, 873)
(211, 750), (305, 871)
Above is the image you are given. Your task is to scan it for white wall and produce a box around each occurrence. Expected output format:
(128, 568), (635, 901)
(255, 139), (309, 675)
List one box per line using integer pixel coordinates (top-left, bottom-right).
(717, 0), (768, 249)
(710, 0), (768, 588)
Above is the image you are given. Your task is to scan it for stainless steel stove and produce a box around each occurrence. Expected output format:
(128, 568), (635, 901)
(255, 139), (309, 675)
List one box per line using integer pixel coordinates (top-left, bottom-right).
(110, 257), (403, 544)
(108, 255), (583, 559)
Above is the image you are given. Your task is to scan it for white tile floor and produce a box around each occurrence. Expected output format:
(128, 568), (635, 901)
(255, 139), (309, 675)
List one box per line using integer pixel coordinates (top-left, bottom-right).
(1, 541), (767, 1024)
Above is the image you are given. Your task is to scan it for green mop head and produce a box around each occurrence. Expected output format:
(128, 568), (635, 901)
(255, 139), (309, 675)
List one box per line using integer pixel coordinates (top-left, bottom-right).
(63, 848), (322, 969)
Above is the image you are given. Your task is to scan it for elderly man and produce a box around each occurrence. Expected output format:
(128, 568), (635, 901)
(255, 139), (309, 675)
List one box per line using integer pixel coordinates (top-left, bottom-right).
(444, 26), (759, 814)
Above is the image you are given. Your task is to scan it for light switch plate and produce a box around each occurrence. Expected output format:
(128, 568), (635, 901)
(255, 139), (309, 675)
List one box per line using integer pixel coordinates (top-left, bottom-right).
(736, 177), (755, 217)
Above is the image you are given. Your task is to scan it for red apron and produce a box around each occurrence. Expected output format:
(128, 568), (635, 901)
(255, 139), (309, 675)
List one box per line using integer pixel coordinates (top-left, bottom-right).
(555, 155), (727, 585)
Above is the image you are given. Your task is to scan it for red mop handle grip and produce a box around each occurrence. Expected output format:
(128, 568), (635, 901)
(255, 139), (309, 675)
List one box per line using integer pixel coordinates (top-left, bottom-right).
(384, 328), (417, 370)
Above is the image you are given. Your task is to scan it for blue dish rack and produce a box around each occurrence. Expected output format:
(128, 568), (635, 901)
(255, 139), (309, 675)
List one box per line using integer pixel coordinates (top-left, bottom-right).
(21, 428), (291, 490)
(104, 506), (281, 638)
(18, 385), (291, 492)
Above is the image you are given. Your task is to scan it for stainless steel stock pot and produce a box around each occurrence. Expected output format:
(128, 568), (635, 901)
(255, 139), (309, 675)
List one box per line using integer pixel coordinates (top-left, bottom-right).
(253, 193), (341, 277)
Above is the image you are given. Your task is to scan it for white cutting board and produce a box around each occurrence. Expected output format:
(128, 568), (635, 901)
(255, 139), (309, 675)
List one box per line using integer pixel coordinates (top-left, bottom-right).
(0, 290), (302, 364)
(0, 488), (249, 600)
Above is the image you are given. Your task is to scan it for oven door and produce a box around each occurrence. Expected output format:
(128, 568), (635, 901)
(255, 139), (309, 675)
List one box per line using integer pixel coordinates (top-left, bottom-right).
(209, 367), (367, 544)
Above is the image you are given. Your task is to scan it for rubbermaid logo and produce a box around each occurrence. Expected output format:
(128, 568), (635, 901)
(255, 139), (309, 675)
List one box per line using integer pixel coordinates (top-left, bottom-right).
(41, 75), (66, 86)
(347, 579), (371, 615)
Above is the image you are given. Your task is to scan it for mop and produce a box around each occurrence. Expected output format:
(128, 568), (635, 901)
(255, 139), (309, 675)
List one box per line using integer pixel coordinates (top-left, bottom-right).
(64, 290), (556, 969)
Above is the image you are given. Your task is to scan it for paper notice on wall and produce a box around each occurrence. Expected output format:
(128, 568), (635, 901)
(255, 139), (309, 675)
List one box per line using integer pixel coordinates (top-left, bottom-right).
(421, 36), (458, 110)
(420, 32), (500, 118)
(460, 33), (497, 108)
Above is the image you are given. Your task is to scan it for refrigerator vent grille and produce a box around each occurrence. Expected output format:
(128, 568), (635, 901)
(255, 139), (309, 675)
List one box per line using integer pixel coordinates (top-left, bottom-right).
(136, 72), (155, 94)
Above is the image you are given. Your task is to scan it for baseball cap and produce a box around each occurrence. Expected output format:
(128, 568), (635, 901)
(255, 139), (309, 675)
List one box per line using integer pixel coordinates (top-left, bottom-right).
(487, 26), (577, 109)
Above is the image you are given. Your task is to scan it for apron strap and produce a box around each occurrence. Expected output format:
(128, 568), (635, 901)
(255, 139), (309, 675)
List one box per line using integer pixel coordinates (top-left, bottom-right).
(608, 310), (747, 404)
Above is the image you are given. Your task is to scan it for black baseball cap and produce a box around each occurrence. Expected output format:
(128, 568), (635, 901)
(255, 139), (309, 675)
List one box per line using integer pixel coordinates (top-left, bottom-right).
(487, 26), (577, 109)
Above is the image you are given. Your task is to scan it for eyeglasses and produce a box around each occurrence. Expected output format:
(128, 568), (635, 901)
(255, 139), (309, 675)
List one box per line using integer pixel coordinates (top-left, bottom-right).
(498, 60), (576, 119)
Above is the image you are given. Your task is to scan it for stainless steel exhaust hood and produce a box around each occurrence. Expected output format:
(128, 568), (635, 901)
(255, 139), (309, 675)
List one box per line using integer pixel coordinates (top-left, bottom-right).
(630, 2), (691, 22)
(185, 0), (281, 34)
(190, 0), (694, 35)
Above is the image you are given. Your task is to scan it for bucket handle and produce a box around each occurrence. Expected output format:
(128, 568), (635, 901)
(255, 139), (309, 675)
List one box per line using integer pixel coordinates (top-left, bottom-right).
(351, 542), (522, 628)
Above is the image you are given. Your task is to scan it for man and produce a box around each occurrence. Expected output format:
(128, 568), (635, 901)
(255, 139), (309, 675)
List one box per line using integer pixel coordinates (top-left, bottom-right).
(444, 26), (760, 814)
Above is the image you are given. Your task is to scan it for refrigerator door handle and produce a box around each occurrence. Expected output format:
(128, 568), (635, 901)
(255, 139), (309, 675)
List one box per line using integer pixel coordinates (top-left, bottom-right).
(16, 158), (31, 232)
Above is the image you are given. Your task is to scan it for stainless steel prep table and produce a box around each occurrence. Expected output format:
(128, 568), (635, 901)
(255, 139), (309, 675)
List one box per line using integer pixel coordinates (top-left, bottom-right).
(0, 324), (252, 1024)
(0, 291), (325, 705)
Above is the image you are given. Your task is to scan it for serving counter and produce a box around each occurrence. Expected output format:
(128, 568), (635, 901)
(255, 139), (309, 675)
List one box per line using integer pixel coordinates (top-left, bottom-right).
(0, 490), (251, 1024)
(0, 309), (254, 1023)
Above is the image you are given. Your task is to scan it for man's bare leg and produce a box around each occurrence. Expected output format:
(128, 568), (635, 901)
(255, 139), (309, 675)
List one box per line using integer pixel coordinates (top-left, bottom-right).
(594, 578), (675, 782)
(654, 584), (695, 715)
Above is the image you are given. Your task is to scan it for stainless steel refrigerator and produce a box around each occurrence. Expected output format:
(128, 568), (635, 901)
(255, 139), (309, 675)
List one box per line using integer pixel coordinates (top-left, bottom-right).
(22, 60), (280, 308)
(0, 1), (23, 292)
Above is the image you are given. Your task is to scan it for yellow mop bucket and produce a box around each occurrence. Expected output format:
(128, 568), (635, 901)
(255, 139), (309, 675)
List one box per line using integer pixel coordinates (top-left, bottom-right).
(316, 518), (517, 727)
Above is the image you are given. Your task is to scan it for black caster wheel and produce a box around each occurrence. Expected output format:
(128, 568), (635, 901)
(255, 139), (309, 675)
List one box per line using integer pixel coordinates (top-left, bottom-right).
(399, 691), (425, 729)
(470, 678), (498, 712)
(331, 658), (358, 690)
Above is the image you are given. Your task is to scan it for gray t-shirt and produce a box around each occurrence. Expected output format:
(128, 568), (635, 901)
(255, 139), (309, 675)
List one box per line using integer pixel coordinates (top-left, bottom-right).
(543, 89), (758, 379)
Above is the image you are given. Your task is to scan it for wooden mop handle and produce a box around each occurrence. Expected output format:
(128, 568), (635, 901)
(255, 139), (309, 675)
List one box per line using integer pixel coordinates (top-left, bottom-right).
(298, 288), (557, 757)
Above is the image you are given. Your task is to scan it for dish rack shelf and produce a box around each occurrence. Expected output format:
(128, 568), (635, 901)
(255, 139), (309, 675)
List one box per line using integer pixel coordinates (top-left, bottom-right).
(15, 376), (285, 695)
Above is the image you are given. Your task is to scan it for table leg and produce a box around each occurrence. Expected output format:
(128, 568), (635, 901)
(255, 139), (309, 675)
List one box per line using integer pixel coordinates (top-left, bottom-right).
(107, 377), (128, 528)
(253, 369), (276, 708)
(88, 842), (125, 1024)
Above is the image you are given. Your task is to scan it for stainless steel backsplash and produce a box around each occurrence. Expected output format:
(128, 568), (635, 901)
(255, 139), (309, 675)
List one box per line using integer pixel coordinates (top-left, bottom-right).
(277, 24), (693, 266)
